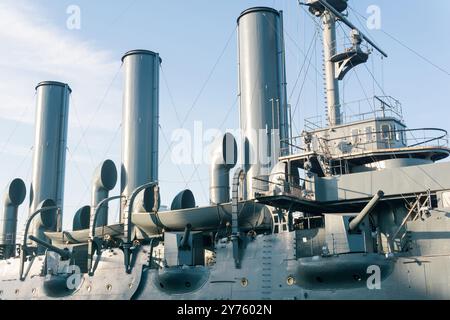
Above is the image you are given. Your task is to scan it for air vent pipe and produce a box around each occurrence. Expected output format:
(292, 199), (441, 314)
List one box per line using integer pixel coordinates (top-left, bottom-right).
(0, 179), (26, 259)
(91, 160), (117, 227)
(209, 133), (238, 204)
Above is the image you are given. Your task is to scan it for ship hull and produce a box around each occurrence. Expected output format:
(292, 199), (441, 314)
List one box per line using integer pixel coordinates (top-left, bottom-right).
(0, 231), (448, 300)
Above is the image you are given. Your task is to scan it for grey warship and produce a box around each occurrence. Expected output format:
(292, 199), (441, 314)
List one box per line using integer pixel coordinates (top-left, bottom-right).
(1, 0), (450, 300)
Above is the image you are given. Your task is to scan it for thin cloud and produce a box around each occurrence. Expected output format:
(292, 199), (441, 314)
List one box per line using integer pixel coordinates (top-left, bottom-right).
(0, 0), (123, 132)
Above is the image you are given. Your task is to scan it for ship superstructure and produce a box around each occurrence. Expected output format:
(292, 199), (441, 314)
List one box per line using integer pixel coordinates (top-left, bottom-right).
(1, 0), (450, 300)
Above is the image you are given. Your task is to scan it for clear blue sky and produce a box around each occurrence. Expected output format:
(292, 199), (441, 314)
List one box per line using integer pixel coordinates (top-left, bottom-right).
(0, 0), (449, 230)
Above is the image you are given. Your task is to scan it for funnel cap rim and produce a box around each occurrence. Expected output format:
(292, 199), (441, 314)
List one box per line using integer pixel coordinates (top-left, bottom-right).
(35, 81), (72, 93)
(121, 49), (162, 63)
(237, 7), (280, 23)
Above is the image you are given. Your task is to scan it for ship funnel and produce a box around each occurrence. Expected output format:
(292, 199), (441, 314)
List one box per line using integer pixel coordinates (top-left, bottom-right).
(29, 81), (71, 241)
(237, 7), (289, 199)
(91, 160), (117, 227)
(0, 179), (26, 259)
(120, 50), (161, 221)
(209, 133), (238, 204)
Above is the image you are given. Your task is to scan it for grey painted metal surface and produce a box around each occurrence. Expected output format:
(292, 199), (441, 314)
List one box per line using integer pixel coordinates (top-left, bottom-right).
(73, 206), (91, 231)
(0, 179), (26, 259)
(2, 230), (450, 300)
(29, 81), (71, 241)
(121, 50), (160, 222)
(91, 160), (117, 227)
(321, 11), (341, 126)
(171, 189), (196, 211)
(209, 133), (238, 204)
(314, 161), (450, 202)
(237, 7), (288, 199)
(132, 200), (271, 236)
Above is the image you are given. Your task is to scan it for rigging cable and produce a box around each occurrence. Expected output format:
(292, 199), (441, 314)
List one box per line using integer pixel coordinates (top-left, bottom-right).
(337, 21), (431, 149)
(158, 27), (237, 204)
(67, 64), (123, 208)
(74, 122), (123, 210)
(337, 22), (376, 111)
(287, 27), (319, 135)
(70, 95), (96, 168)
(298, 2), (444, 220)
(158, 26), (236, 167)
(70, 63), (123, 158)
(288, 28), (318, 103)
(0, 99), (33, 157)
(348, 5), (450, 77)
(291, 31), (318, 134)
(285, 6), (325, 81)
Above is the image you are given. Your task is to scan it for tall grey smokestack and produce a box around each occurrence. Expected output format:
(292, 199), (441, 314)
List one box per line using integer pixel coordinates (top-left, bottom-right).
(29, 81), (71, 242)
(237, 7), (289, 199)
(120, 50), (160, 221)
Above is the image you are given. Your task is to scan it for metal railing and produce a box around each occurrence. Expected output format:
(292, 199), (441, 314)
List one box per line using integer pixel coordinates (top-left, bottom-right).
(285, 127), (448, 158)
(252, 174), (314, 200)
(324, 127), (449, 155)
(304, 95), (403, 130)
(404, 128), (449, 148)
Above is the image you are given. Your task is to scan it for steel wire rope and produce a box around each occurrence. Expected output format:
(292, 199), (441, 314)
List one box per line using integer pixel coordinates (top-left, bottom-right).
(335, 21), (443, 195)
(0, 97), (33, 156)
(348, 5), (450, 77)
(157, 26), (236, 204)
(69, 63), (123, 158)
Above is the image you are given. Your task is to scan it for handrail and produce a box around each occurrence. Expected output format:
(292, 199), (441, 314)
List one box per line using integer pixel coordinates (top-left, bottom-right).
(19, 206), (60, 281)
(304, 95), (403, 130)
(286, 127), (448, 158)
(124, 182), (159, 243)
(123, 181), (159, 274)
(325, 127), (448, 145)
(88, 195), (124, 276)
(89, 196), (124, 242)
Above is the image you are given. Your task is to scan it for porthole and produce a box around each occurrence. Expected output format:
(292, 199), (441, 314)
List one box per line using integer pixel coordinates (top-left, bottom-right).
(106, 284), (112, 291)
(240, 278), (249, 288)
(353, 274), (362, 282)
(287, 276), (296, 286)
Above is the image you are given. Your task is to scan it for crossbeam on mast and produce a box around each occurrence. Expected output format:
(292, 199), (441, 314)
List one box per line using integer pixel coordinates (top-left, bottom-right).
(316, 0), (388, 58)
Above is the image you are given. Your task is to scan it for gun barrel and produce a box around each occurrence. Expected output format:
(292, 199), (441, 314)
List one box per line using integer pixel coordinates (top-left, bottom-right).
(28, 235), (71, 260)
(349, 190), (384, 232)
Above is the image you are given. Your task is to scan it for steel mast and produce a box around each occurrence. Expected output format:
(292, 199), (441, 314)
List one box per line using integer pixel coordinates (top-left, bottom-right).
(304, 0), (386, 128)
(321, 9), (341, 126)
